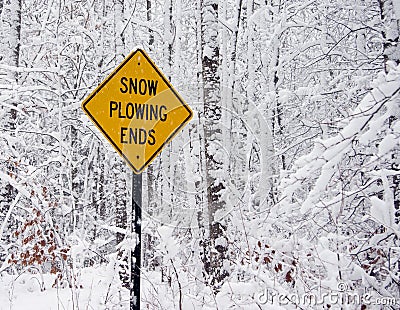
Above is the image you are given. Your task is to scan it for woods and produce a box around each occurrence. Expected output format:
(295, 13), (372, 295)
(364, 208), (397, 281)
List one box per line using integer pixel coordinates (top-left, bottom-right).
(0, 0), (399, 309)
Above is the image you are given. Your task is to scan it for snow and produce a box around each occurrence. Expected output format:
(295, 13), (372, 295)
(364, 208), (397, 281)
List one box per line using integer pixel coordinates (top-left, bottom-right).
(378, 134), (398, 156)
(0, 265), (129, 309)
(203, 45), (214, 59)
(157, 226), (179, 259)
(394, 0), (400, 19)
(214, 236), (227, 248)
(1, 1), (400, 309)
(370, 196), (392, 227)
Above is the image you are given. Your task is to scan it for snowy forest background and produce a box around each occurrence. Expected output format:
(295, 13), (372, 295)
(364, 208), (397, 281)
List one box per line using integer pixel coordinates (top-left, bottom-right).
(0, 0), (400, 308)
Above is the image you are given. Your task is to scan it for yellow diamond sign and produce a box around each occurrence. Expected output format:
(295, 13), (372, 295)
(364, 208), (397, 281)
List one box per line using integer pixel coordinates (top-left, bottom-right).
(82, 49), (193, 174)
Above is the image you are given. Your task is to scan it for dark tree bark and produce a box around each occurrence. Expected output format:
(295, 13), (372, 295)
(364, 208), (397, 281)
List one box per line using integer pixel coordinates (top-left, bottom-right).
(0, 0), (21, 259)
(200, 0), (229, 290)
(379, 0), (400, 71)
(378, 0), (400, 224)
(113, 0), (129, 289)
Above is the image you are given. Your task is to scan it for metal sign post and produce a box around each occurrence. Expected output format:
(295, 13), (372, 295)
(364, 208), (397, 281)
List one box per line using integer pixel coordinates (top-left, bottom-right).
(131, 172), (142, 309)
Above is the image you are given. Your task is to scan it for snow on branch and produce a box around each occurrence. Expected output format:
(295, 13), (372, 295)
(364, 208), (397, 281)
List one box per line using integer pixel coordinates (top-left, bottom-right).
(279, 65), (400, 215)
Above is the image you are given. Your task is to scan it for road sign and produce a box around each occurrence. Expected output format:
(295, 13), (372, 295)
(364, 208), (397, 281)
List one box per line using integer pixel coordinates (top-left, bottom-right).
(82, 49), (193, 174)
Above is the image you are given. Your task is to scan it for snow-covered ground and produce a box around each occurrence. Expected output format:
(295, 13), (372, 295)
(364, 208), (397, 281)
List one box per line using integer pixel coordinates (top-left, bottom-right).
(0, 266), (129, 309)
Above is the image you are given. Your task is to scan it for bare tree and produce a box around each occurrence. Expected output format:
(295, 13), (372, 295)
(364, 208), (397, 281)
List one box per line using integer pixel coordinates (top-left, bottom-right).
(0, 0), (21, 257)
(113, 0), (130, 289)
(200, 0), (229, 289)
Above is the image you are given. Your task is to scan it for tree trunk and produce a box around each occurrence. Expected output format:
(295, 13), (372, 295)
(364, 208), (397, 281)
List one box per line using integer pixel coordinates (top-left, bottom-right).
(0, 0), (21, 254)
(0, 0), (21, 125)
(200, 0), (229, 289)
(0, 0), (21, 83)
(147, 0), (154, 47)
(114, 0), (129, 290)
(379, 0), (400, 71)
(378, 0), (400, 225)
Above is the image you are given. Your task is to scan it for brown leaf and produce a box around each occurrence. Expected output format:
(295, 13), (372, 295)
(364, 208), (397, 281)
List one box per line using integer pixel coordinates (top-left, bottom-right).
(274, 263), (283, 272)
(285, 271), (293, 283)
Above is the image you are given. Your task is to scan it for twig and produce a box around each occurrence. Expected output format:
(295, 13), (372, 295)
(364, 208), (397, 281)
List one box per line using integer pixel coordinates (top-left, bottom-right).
(170, 259), (183, 310)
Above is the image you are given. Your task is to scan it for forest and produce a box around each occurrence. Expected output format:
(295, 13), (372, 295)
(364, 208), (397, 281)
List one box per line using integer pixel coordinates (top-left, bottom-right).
(0, 0), (399, 309)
